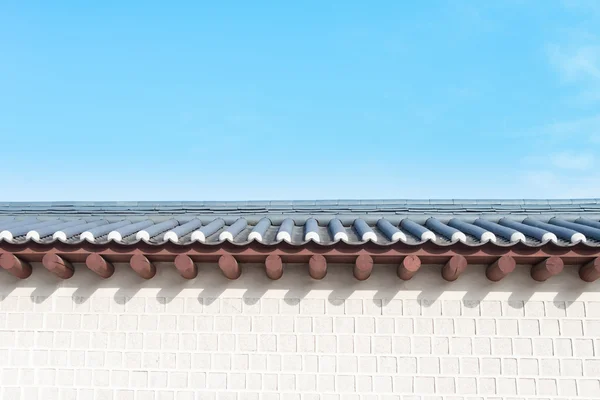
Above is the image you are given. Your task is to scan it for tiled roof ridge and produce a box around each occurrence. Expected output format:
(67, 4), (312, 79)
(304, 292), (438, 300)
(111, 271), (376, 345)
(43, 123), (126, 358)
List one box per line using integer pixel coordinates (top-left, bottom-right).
(1, 198), (600, 208)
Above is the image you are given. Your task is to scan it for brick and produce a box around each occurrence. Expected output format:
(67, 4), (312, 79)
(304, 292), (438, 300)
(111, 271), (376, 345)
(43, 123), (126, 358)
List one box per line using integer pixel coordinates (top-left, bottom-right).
(450, 337), (472, 355)
(538, 378), (558, 395)
(375, 317), (394, 334)
(294, 316), (312, 333)
(480, 357), (501, 376)
(318, 374), (335, 391)
(373, 336), (392, 354)
(562, 319), (584, 336)
(403, 299), (421, 316)
(393, 376), (413, 393)
(460, 357), (479, 374)
(344, 299), (362, 314)
(335, 317), (354, 333)
(207, 373), (227, 389)
(432, 337), (449, 355)
(414, 318), (434, 334)
(301, 299), (325, 315)
(560, 358), (583, 376)
(518, 358), (539, 375)
(584, 359), (600, 376)
(513, 338), (533, 356)
(585, 319), (600, 336)
(421, 300), (442, 316)
(232, 316), (251, 332)
(559, 378), (578, 396)
(578, 378), (600, 396)
(383, 299), (403, 315)
(326, 298), (344, 315)
(456, 377), (477, 394)
(524, 301), (545, 317)
(362, 299), (382, 316)
(356, 375), (372, 392)
(497, 377), (517, 395)
(436, 376), (455, 394)
(212, 354), (231, 370)
(440, 357), (459, 374)
(517, 378), (536, 395)
(554, 338), (573, 357)
(433, 318), (454, 334)
(337, 355), (357, 373)
(503, 358), (518, 376)
(540, 358), (560, 376)
(279, 334), (297, 352)
(298, 335), (316, 352)
(472, 337), (491, 355)
(197, 333), (219, 351)
(318, 335), (337, 353)
(461, 300), (481, 316)
(455, 318), (476, 335)
(298, 374), (316, 391)
(565, 301), (585, 317)
(419, 357), (439, 374)
(478, 377), (496, 394)
(336, 375), (355, 392)
(540, 319), (560, 336)
(356, 317), (375, 334)
(3, 277), (600, 398)
(338, 335), (354, 354)
(574, 339), (595, 357)
(414, 376), (435, 394)
(358, 355), (376, 373)
(395, 318), (413, 334)
(314, 317), (333, 333)
(480, 301), (502, 316)
(373, 376), (393, 393)
(412, 337), (431, 355)
(258, 334), (277, 352)
(533, 338), (554, 356)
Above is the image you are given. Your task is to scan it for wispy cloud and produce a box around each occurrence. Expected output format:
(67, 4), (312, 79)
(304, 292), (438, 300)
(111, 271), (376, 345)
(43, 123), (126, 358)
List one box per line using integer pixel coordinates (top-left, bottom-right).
(550, 151), (595, 170)
(543, 114), (600, 141)
(561, 0), (600, 14)
(548, 44), (600, 83)
(522, 170), (600, 198)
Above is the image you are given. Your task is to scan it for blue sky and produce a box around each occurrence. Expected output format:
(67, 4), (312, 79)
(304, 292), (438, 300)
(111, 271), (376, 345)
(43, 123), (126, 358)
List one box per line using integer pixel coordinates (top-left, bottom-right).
(1, 1), (599, 200)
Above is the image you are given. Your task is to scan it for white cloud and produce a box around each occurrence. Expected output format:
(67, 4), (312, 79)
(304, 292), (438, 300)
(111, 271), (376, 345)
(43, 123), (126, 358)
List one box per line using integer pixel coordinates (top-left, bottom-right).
(539, 114), (600, 142)
(551, 151), (595, 170)
(548, 44), (600, 83)
(522, 170), (600, 198)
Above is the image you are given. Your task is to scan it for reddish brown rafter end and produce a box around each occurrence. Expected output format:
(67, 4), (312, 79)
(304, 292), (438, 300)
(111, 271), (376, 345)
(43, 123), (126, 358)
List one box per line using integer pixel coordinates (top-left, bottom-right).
(354, 254), (373, 281)
(579, 257), (600, 283)
(486, 255), (516, 282)
(174, 254), (197, 279)
(442, 255), (468, 282)
(531, 256), (564, 282)
(42, 253), (74, 279)
(85, 253), (115, 279)
(130, 253), (156, 279)
(218, 254), (241, 280)
(397, 255), (421, 280)
(0, 252), (32, 279)
(265, 254), (283, 280)
(309, 254), (327, 280)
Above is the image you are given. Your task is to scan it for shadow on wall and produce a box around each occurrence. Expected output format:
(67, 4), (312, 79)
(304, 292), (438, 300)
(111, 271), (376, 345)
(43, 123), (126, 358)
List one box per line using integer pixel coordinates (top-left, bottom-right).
(0, 262), (594, 313)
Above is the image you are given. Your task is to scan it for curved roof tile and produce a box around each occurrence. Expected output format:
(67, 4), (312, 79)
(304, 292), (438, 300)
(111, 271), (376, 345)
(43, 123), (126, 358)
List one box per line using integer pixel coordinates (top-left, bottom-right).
(0, 200), (598, 248)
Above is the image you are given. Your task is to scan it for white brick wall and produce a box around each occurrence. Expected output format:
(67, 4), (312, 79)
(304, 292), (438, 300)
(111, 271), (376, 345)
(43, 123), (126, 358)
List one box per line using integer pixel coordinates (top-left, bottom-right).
(1, 262), (600, 399)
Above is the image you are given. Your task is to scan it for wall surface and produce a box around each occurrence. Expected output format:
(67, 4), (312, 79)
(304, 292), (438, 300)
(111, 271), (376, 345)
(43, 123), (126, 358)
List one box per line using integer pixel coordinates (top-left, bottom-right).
(1, 262), (599, 400)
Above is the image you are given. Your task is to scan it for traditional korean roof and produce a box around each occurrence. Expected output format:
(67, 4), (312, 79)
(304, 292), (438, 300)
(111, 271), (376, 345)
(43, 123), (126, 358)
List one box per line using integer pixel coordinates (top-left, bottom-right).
(1, 200), (600, 283)
(0, 199), (600, 247)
